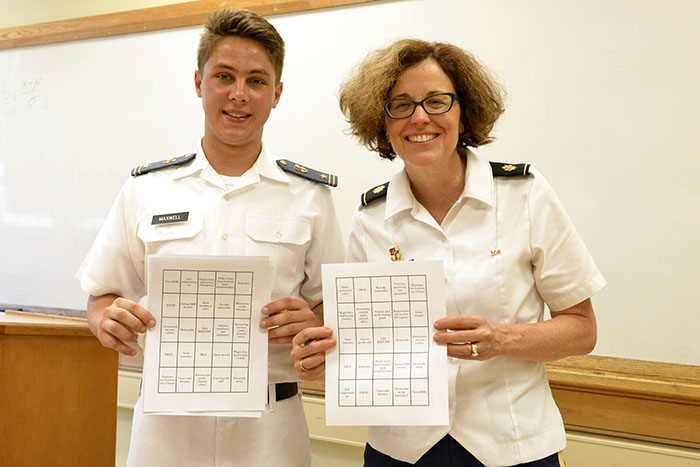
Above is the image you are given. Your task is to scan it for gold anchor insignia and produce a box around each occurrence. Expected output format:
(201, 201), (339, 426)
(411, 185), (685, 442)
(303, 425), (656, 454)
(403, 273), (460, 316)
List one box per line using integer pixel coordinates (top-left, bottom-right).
(502, 164), (517, 172)
(373, 185), (386, 194)
(389, 246), (402, 261)
(490, 249), (502, 256)
(320, 174), (328, 179)
(279, 160), (288, 165)
(162, 158), (178, 164)
(294, 164), (308, 173)
(141, 163), (151, 168)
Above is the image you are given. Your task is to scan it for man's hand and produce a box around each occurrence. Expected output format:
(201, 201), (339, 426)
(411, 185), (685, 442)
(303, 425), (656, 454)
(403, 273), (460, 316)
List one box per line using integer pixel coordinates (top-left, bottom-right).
(259, 298), (322, 344)
(88, 295), (155, 356)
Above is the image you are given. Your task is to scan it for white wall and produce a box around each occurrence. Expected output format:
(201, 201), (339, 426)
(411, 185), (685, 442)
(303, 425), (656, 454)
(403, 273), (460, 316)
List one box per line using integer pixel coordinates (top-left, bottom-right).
(1, 0), (699, 365)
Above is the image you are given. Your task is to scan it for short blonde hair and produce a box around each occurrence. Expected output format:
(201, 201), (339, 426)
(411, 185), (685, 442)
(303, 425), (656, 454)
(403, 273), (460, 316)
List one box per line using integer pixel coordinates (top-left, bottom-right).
(197, 9), (285, 84)
(339, 39), (505, 160)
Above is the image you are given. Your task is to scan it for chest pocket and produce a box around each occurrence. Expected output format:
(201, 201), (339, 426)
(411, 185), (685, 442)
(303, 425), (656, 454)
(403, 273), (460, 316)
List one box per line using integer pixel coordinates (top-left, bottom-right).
(136, 210), (203, 244)
(245, 215), (311, 246)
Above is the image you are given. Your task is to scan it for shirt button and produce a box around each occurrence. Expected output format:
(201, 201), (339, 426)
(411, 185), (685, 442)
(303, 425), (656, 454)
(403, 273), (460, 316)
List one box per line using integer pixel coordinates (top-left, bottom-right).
(275, 231), (283, 239)
(221, 233), (228, 240)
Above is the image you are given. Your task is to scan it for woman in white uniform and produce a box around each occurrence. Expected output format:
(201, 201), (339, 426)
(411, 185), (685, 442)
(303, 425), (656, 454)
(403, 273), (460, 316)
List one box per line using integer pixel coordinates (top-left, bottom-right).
(291, 39), (605, 467)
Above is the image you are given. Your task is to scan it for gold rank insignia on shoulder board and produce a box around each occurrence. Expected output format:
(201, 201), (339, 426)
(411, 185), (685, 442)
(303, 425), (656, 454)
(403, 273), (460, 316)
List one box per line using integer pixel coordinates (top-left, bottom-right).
(131, 153), (196, 177)
(361, 182), (389, 207)
(489, 161), (531, 177)
(276, 159), (338, 187)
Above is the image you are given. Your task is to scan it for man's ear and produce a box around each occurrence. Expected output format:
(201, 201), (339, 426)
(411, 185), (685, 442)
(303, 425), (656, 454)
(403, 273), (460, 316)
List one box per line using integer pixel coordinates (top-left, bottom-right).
(272, 81), (283, 109)
(194, 70), (203, 98)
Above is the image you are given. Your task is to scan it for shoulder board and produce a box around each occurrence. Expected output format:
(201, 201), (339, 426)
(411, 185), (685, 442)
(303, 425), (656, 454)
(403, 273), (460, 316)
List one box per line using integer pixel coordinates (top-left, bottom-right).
(276, 159), (338, 187)
(131, 153), (196, 177)
(361, 182), (389, 207)
(489, 161), (531, 177)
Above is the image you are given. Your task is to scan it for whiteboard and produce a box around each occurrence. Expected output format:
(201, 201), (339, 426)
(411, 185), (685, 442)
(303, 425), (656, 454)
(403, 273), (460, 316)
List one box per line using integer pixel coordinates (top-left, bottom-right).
(1, 0), (699, 365)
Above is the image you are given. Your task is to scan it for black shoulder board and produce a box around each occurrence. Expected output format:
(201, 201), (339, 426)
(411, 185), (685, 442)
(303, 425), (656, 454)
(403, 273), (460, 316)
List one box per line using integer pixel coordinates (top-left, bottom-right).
(489, 161), (531, 177)
(361, 182), (389, 207)
(131, 153), (196, 177)
(276, 159), (338, 187)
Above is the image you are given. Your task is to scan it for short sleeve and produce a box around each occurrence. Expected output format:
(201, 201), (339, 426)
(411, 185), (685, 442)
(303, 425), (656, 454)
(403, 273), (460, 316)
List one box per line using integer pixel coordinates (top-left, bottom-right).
(528, 171), (606, 311)
(299, 186), (345, 308)
(75, 180), (146, 301)
(345, 208), (369, 263)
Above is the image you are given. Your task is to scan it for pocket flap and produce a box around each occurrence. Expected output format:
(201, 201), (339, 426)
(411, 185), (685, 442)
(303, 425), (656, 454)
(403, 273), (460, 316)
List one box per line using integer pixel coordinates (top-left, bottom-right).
(245, 215), (311, 245)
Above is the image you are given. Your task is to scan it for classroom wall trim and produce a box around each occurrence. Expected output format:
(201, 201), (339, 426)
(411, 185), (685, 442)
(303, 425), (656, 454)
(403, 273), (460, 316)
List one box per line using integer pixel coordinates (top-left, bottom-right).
(0, 0), (377, 50)
(300, 355), (700, 449)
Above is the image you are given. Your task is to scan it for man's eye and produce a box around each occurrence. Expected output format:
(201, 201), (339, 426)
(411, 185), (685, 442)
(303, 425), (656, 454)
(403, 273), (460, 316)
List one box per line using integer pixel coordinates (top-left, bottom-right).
(215, 74), (231, 80)
(250, 78), (266, 86)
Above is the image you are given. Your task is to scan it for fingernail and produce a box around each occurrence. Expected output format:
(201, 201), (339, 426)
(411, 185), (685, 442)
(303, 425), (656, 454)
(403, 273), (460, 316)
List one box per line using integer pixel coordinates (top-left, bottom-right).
(148, 320), (156, 327)
(140, 326), (147, 333)
(260, 319), (267, 328)
(262, 307), (268, 314)
(130, 349), (137, 356)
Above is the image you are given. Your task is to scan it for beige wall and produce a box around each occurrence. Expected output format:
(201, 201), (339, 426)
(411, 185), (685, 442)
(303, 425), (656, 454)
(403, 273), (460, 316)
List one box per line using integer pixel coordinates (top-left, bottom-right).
(0, 0), (190, 28)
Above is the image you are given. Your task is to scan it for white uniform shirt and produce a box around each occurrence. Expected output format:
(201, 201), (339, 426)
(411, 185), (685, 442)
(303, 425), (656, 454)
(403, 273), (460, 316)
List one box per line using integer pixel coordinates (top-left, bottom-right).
(346, 150), (605, 467)
(77, 143), (344, 383)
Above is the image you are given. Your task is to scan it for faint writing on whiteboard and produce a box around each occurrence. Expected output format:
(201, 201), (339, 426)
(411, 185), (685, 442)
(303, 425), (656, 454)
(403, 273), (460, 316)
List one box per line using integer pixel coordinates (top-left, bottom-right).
(1, 74), (48, 115)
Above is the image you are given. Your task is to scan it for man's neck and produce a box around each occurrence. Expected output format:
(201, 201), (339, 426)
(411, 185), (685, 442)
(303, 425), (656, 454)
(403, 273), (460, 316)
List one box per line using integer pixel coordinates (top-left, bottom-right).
(201, 137), (263, 177)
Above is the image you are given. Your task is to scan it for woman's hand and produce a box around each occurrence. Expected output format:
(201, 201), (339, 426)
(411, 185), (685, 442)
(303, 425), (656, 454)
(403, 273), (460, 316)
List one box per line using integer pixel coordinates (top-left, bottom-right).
(433, 299), (597, 362)
(290, 326), (336, 380)
(433, 315), (504, 361)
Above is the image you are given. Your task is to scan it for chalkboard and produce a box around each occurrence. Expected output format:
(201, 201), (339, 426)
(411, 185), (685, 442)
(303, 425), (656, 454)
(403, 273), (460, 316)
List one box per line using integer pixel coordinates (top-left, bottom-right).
(1, 0), (699, 365)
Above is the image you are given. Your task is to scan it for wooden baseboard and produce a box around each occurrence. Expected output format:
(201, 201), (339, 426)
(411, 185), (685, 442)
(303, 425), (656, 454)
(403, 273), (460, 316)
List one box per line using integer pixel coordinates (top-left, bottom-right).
(300, 355), (700, 449)
(548, 355), (700, 448)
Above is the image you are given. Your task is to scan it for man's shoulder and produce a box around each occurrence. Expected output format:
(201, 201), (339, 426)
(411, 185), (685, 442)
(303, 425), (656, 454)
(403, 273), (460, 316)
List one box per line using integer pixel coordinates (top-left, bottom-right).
(130, 153), (196, 177)
(276, 159), (338, 187)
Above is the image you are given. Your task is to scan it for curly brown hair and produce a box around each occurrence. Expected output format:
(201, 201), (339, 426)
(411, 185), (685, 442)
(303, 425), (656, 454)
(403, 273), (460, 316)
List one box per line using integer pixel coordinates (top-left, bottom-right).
(197, 9), (285, 84)
(339, 39), (505, 160)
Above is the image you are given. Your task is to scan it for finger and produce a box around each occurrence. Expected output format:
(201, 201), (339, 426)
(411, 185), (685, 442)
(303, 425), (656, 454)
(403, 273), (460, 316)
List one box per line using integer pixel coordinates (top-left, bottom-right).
(101, 315), (141, 344)
(262, 297), (307, 316)
(298, 361), (325, 380)
(433, 330), (478, 344)
(292, 326), (333, 347)
(97, 325), (139, 356)
(290, 337), (337, 360)
(261, 308), (314, 329)
(111, 298), (156, 330)
(446, 343), (484, 361)
(433, 315), (482, 330)
(268, 320), (313, 341)
(297, 352), (326, 373)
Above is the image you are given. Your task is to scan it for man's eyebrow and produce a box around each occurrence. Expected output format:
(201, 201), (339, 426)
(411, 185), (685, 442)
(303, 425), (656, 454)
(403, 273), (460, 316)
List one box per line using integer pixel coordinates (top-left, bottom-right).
(211, 64), (271, 76)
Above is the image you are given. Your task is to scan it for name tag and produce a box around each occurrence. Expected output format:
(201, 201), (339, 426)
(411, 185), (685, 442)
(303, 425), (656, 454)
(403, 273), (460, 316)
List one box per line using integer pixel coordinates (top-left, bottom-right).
(152, 211), (189, 225)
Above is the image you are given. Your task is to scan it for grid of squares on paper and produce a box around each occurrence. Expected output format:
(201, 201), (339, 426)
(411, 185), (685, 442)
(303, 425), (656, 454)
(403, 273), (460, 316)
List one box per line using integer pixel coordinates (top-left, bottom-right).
(336, 275), (430, 407)
(158, 269), (254, 394)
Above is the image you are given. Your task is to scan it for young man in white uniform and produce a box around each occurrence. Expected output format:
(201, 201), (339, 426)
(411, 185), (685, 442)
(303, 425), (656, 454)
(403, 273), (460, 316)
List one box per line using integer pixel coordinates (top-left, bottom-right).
(76, 9), (343, 466)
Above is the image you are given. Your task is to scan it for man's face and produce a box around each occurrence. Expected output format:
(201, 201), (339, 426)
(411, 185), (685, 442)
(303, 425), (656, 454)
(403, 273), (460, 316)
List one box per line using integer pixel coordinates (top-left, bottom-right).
(195, 36), (282, 153)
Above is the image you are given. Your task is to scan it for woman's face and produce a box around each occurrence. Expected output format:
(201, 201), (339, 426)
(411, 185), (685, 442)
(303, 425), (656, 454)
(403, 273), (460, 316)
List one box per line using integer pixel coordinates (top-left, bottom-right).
(385, 59), (463, 173)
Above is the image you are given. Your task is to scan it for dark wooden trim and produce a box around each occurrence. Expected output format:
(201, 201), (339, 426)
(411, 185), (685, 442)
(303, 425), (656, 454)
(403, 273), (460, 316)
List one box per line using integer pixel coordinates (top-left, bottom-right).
(300, 355), (700, 448)
(0, 0), (376, 50)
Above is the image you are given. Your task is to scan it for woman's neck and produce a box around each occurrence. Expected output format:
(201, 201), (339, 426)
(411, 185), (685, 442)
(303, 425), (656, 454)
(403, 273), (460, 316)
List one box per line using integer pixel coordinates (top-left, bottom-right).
(406, 151), (466, 225)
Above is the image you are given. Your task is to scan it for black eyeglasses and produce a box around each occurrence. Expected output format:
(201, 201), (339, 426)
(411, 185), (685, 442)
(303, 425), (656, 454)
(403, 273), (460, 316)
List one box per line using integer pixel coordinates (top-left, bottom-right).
(384, 92), (458, 119)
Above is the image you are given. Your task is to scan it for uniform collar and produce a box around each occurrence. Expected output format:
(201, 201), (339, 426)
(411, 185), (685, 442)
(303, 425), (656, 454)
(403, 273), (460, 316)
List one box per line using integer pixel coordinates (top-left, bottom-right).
(383, 149), (494, 220)
(460, 149), (494, 207)
(172, 142), (289, 186)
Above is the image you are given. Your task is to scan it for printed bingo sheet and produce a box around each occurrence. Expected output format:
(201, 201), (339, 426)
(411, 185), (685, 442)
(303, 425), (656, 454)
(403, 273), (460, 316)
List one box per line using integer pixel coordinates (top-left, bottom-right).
(322, 261), (448, 426)
(143, 255), (271, 415)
